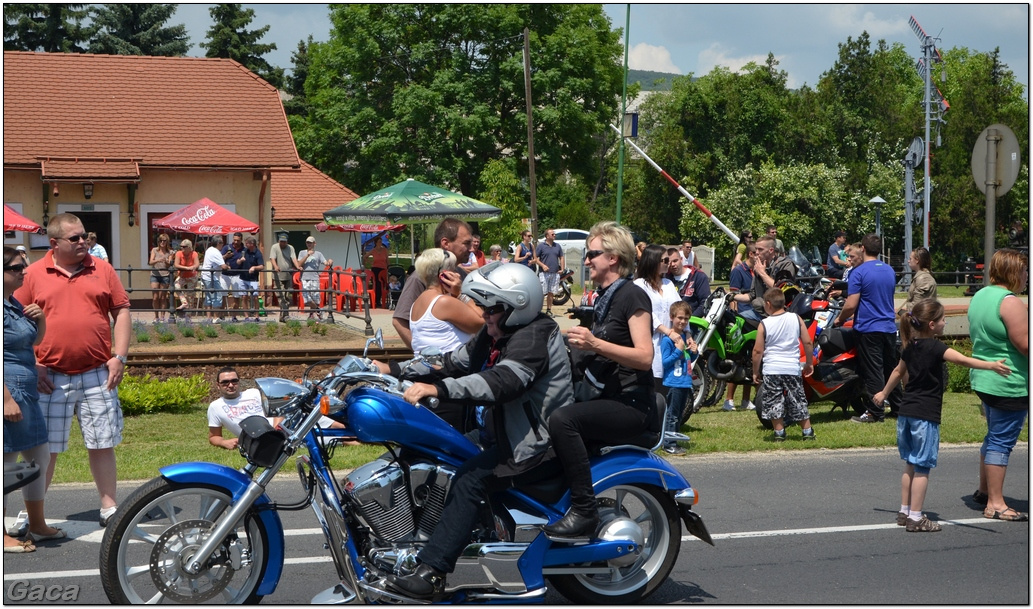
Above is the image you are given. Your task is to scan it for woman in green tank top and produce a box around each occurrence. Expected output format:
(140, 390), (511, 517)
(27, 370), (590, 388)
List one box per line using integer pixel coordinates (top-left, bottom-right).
(967, 248), (1029, 522)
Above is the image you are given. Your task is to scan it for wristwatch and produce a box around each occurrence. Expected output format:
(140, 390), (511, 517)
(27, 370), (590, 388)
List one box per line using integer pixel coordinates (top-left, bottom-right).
(113, 354), (128, 365)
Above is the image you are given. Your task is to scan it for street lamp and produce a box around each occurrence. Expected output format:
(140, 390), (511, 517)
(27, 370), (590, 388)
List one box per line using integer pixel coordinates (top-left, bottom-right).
(869, 196), (886, 239)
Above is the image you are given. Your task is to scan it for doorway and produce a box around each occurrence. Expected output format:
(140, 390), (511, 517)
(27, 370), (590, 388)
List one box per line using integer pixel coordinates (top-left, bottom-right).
(57, 204), (119, 268)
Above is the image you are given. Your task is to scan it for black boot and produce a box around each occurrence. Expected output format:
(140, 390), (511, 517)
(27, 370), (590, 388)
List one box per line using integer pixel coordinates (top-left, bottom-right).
(542, 509), (599, 539)
(387, 563), (445, 599)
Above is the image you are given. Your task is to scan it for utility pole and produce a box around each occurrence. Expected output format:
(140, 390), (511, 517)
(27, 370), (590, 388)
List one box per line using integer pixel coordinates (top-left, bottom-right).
(523, 28), (538, 240)
(908, 16), (948, 250)
(615, 5), (630, 224)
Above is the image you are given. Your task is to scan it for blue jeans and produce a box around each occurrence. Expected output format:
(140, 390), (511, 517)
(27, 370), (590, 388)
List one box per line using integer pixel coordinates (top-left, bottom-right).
(664, 386), (692, 447)
(737, 306), (761, 322)
(981, 403), (1029, 467)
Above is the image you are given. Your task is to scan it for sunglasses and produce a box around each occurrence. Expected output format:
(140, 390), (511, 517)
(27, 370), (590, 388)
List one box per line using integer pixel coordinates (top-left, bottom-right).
(661, 257), (670, 264)
(585, 249), (605, 261)
(4, 263), (27, 272)
(482, 304), (507, 315)
(59, 233), (88, 243)
(218, 378), (240, 386)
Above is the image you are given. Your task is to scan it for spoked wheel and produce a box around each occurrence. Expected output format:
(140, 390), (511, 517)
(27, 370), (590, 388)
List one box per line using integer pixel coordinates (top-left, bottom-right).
(549, 484), (680, 604)
(100, 477), (268, 604)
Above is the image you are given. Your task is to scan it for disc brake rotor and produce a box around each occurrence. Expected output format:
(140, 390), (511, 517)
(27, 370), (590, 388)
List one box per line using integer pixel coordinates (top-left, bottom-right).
(149, 519), (235, 603)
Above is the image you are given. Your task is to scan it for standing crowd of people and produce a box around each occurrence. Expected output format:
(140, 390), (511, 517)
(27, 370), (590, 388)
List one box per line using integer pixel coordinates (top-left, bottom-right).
(4, 213), (1026, 565)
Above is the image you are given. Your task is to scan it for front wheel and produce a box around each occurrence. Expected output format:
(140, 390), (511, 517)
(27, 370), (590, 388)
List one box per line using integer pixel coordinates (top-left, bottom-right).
(100, 477), (269, 604)
(549, 483), (681, 604)
(552, 283), (571, 306)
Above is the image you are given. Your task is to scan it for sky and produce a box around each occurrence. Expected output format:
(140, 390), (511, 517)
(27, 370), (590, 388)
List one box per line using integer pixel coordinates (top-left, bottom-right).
(173, 3), (1029, 93)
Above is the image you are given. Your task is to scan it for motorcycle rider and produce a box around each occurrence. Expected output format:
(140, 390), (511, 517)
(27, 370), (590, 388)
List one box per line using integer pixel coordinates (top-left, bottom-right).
(385, 262), (574, 599)
(731, 234), (797, 322)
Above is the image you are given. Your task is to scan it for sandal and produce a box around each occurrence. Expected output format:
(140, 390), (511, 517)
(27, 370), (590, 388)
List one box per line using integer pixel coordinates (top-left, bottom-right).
(972, 489), (989, 506)
(4, 539), (36, 553)
(983, 507), (1029, 521)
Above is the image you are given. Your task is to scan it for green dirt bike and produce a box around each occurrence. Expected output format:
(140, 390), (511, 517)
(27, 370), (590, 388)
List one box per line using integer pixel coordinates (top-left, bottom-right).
(679, 288), (756, 427)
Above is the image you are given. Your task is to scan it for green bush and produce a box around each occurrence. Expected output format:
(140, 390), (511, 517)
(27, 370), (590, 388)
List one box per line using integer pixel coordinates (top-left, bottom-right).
(203, 325), (218, 338)
(119, 373), (208, 416)
(224, 324), (239, 334)
(180, 325), (195, 338)
(158, 331), (176, 343)
(266, 323), (278, 338)
(239, 323), (260, 339)
(136, 332), (150, 343)
(947, 363), (972, 393)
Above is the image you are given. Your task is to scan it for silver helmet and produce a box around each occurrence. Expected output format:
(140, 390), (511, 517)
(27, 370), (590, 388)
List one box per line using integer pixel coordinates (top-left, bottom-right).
(461, 261), (543, 329)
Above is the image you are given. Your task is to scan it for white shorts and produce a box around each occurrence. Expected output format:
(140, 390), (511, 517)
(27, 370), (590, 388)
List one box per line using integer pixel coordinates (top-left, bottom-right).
(228, 275), (247, 297)
(242, 279), (259, 295)
(302, 277), (322, 305)
(540, 272), (560, 295)
(38, 365), (123, 452)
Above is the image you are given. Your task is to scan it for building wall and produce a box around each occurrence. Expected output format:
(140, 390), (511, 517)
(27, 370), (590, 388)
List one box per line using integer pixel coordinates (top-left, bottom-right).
(3, 168), (271, 284)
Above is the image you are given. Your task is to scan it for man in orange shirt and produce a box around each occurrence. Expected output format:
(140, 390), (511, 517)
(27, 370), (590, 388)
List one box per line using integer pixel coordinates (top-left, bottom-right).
(14, 213), (131, 527)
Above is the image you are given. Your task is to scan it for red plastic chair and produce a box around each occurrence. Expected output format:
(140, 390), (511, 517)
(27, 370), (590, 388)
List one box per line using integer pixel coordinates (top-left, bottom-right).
(292, 271), (303, 306)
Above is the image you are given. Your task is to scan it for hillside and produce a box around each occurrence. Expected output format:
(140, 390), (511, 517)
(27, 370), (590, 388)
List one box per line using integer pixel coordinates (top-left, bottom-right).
(627, 68), (682, 91)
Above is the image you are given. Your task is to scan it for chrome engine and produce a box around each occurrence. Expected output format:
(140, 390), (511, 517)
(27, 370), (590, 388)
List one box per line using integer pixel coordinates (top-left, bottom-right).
(342, 456), (454, 543)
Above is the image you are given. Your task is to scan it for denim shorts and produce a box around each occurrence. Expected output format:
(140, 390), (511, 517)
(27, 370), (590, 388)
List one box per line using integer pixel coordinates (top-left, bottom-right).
(897, 416), (939, 474)
(981, 404), (1029, 467)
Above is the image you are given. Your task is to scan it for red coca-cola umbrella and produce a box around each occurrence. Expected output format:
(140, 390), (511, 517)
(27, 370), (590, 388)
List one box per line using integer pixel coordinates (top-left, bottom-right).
(3, 204), (43, 233)
(152, 197), (259, 235)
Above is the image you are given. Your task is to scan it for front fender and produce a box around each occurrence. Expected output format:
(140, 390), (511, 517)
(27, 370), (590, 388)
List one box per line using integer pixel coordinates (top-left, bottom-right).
(160, 462), (285, 597)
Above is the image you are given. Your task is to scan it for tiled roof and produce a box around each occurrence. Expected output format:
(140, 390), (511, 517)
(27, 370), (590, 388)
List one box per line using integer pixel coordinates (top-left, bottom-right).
(271, 160), (360, 222)
(41, 158), (140, 181)
(3, 51), (300, 171)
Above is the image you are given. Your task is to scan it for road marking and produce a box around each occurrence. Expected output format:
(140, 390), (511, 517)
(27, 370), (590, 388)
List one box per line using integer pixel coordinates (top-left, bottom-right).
(681, 517), (1009, 542)
(2, 517), (1013, 582)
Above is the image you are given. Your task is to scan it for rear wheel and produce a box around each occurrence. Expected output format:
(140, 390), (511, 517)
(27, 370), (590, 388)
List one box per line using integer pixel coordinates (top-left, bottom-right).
(100, 477), (268, 604)
(549, 484), (680, 604)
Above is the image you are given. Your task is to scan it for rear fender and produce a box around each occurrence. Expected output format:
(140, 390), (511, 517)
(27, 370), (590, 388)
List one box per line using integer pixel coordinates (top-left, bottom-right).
(160, 462), (285, 597)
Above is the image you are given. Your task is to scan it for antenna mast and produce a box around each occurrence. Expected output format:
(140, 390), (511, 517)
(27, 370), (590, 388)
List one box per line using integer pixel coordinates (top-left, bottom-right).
(909, 15), (949, 250)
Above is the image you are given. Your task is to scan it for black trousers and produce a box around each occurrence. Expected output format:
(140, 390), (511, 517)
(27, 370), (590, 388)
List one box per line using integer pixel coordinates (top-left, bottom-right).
(857, 331), (902, 416)
(418, 449), (501, 574)
(547, 393), (651, 515)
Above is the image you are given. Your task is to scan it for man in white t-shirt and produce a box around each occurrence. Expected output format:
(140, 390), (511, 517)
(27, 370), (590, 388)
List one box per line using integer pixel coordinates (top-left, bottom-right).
(679, 239), (697, 269)
(201, 235), (229, 322)
(207, 367), (344, 450)
(207, 367), (272, 449)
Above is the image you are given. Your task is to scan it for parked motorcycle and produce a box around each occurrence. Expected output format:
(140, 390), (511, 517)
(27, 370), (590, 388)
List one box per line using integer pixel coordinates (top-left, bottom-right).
(550, 268), (575, 306)
(754, 278), (867, 429)
(99, 331), (712, 604)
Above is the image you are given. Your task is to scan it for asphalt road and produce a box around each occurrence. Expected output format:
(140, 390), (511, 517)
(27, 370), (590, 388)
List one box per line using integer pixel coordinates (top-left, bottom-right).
(3, 444), (1027, 604)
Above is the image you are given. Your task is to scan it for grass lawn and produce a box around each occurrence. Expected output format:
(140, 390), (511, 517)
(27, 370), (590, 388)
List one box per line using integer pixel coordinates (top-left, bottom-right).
(50, 392), (1025, 484)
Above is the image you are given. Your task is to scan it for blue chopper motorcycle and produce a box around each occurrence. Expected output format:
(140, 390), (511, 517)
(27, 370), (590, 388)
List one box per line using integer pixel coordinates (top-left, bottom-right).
(99, 331), (712, 604)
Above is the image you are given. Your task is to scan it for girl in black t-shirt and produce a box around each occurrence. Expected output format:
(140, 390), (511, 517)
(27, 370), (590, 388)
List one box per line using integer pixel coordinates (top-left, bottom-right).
(544, 222), (656, 539)
(873, 299), (1011, 533)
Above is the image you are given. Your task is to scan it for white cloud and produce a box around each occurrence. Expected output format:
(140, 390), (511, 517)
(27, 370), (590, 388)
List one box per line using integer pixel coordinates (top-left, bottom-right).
(627, 42), (682, 73)
(697, 44), (802, 89)
(825, 5), (908, 38)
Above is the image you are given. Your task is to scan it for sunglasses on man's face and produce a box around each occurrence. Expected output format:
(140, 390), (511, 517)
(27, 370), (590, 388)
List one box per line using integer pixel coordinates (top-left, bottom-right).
(585, 249), (605, 261)
(59, 233), (88, 243)
(4, 263), (27, 273)
(218, 378), (240, 386)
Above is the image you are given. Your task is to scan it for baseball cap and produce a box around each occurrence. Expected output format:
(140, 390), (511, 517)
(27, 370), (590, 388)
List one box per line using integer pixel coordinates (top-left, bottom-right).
(277, 232), (289, 241)
(833, 230), (846, 239)
(305, 236), (315, 243)
(15, 245), (26, 252)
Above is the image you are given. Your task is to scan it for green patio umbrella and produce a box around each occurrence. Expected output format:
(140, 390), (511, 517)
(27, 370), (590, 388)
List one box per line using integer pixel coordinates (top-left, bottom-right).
(322, 178), (501, 225)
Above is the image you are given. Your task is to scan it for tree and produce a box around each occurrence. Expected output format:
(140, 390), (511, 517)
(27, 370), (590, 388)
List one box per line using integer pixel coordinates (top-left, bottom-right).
(292, 4), (624, 206)
(282, 35), (313, 117)
(88, 4), (189, 57)
(4, 4), (91, 52)
(200, 4), (283, 88)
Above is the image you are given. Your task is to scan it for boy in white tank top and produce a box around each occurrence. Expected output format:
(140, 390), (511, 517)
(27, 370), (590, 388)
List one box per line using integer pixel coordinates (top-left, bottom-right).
(752, 287), (816, 441)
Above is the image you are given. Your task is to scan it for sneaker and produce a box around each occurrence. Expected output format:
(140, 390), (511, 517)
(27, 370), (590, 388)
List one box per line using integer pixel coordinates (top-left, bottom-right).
(662, 445), (687, 456)
(802, 428), (816, 441)
(212, 318), (221, 324)
(230, 316), (239, 323)
(742, 400), (756, 411)
(6, 510), (28, 537)
(722, 400), (736, 411)
(773, 429), (786, 442)
(99, 505), (118, 528)
(850, 412), (884, 423)
(906, 516), (942, 532)
(896, 511), (908, 526)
